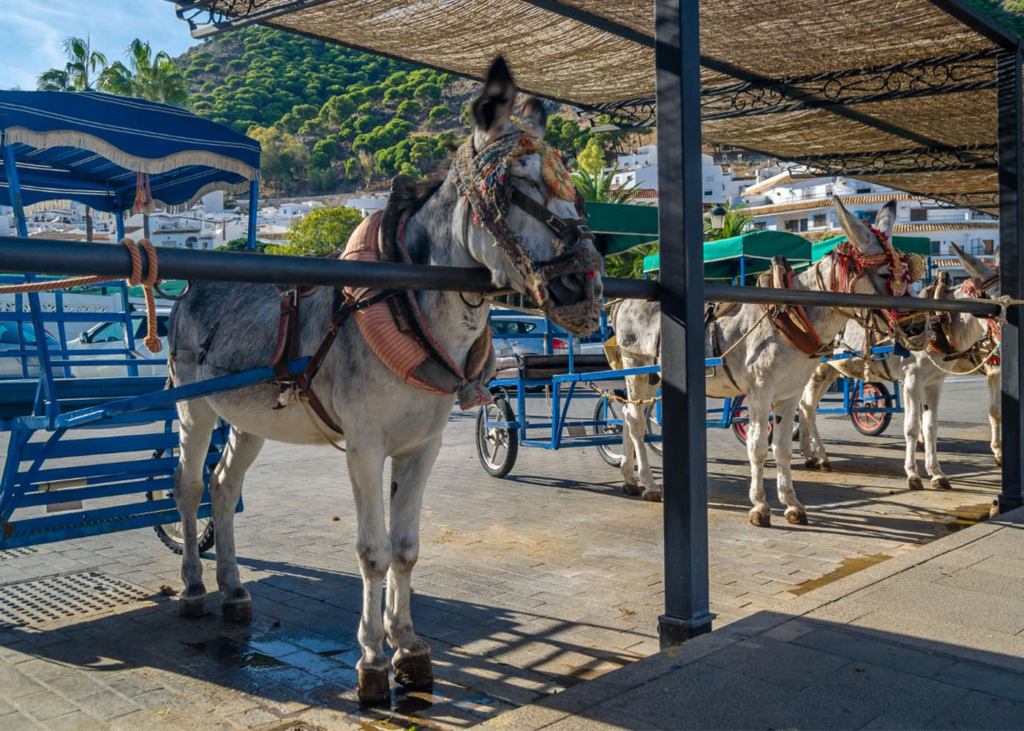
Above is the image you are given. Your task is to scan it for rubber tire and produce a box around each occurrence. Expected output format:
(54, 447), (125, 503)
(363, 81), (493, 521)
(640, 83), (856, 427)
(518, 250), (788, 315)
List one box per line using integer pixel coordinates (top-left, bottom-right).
(646, 405), (663, 456)
(849, 381), (893, 437)
(476, 397), (519, 478)
(730, 396), (800, 446)
(146, 491), (216, 555)
(593, 397), (625, 467)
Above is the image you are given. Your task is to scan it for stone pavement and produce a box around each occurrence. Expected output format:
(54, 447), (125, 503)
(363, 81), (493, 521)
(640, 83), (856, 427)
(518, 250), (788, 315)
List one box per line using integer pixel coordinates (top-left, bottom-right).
(0, 379), (1008, 729)
(486, 506), (1024, 731)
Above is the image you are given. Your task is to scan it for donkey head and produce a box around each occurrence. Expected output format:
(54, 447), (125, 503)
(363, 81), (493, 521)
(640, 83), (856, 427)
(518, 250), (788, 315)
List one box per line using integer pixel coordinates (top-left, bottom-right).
(951, 242), (1000, 298)
(453, 57), (603, 336)
(832, 197), (910, 296)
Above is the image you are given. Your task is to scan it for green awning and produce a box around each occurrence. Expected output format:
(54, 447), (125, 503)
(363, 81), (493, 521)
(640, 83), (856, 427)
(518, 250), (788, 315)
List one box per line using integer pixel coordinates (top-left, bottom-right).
(642, 230), (812, 281)
(811, 235), (932, 261)
(586, 202), (659, 257)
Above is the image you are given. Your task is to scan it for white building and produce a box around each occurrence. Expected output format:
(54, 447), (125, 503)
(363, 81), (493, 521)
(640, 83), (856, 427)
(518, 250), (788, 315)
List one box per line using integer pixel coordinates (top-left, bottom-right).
(739, 169), (998, 284)
(342, 194), (388, 218)
(609, 146), (730, 205)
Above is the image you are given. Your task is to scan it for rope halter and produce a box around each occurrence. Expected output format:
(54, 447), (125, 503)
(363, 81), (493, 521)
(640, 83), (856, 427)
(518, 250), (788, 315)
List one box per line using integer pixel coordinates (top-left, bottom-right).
(452, 124), (602, 326)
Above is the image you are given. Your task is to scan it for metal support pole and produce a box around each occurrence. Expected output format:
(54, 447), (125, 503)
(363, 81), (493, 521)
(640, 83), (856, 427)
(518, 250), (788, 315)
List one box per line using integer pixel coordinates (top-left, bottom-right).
(998, 44), (1024, 513)
(116, 211), (125, 241)
(654, 0), (714, 646)
(247, 177), (259, 250)
(2, 144), (58, 422)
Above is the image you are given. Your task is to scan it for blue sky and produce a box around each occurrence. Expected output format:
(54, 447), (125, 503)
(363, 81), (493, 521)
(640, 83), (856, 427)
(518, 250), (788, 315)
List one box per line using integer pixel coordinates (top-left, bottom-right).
(0, 1), (198, 90)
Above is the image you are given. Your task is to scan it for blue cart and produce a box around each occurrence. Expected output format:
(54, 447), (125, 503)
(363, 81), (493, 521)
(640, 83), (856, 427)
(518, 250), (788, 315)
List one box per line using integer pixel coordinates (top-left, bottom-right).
(0, 91), (263, 552)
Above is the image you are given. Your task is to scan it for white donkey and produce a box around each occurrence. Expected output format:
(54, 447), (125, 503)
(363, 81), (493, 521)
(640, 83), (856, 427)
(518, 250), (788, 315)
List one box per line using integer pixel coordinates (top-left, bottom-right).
(167, 58), (602, 705)
(798, 244), (1001, 489)
(613, 198), (910, 525)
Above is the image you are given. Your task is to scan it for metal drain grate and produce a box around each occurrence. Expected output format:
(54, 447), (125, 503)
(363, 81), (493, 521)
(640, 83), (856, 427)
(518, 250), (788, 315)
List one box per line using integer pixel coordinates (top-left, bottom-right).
(0, 572), (151, 627)
(0, 547), (39, 561)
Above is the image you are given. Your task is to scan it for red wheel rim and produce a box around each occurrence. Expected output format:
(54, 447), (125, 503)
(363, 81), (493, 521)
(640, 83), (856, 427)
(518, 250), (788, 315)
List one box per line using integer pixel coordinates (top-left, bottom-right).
(852, 383), (885, 430)
(733, 395), (772, 440)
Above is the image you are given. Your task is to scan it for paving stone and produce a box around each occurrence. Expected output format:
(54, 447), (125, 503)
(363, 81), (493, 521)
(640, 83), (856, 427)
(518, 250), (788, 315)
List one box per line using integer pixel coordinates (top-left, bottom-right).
(934, 659), (1024, 702)
(41, 712), (107, 731)
(702, 635), (852, 689)
(72, 692), (140, 722)
(14, 692), (79, 722)
(793, 626), (958, 678)
(922, 690), (1024, 730)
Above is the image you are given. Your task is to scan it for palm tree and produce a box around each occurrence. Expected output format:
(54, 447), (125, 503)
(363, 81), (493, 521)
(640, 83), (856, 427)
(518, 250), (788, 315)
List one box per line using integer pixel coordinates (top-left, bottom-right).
(703, 204), (754, 241)
(37, 36), (107, 91)
(99, 40), (188, 106)
(571, 163), (637, 204)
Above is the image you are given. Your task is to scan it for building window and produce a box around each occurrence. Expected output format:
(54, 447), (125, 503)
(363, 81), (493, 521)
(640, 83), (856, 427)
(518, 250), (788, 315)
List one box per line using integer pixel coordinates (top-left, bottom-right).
(910, 208), (928, 222)
(983, 239), (994, 255)
(856, 187), (871, 194)
(812, 214), (827, 228)
(751, 221), (767, 231)
(784, 219), (809, 232)
(185, 237), (198, 249)
(703, 190), (714, 197)
(966, 239), (984, 256)
(931, 240), (942, 254)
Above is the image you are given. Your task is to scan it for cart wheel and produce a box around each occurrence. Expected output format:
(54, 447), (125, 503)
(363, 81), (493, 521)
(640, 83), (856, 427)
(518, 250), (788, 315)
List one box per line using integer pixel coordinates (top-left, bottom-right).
(850, 382), (892, 437)
(476, 396), (518, 478)
(646, 404), (663, 456)
(731, 395), (773, 446)
(593, 397), (624, 467)
(730, 397), (800, 446)
(146, 490), (215, 555)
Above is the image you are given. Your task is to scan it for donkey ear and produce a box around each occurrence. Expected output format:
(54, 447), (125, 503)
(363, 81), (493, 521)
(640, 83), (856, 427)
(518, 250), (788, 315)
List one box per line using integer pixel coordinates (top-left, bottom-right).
(950, 242), (997, 280)
(832, 195), (876, 253)
(471, 57), (517, 137)
(520, 96), (547, 137)
(873, 200), (898, 240)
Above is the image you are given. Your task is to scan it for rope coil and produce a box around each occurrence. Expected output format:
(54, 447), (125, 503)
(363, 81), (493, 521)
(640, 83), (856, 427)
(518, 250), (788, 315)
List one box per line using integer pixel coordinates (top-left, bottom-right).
(0, 238), (164, 354)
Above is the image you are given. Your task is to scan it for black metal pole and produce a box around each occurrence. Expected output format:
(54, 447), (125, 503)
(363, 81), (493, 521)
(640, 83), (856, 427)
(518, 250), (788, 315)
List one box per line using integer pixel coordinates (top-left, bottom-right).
(997, 44), (1024, 514)
(0, 236), (1003, 315)
(655, 0), (714, 646)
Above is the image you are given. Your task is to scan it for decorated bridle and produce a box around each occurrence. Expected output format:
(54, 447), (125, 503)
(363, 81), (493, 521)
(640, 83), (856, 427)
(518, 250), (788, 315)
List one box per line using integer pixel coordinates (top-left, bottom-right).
(452, 125), (600, 306)
(959, 268), (1003, 359)
(829, 225), (916, 298)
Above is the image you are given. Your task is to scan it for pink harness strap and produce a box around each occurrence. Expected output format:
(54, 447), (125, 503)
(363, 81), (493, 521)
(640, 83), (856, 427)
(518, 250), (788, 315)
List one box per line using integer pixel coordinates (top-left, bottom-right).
(342, 212), (432, 383)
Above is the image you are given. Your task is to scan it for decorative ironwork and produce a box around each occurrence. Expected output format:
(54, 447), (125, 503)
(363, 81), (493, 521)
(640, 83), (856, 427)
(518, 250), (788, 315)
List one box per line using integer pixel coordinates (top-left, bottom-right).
(912, 192), (999, 210)
(578, 98), (657, 130)
(702, 51), (998, 120)
(169, 0), (335, 37)
(784, 144), (998, 176)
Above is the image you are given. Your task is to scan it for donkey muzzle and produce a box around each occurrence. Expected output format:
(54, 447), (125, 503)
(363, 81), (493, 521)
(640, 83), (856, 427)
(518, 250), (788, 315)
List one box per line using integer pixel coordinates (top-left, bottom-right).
(533, 245), (603, 336)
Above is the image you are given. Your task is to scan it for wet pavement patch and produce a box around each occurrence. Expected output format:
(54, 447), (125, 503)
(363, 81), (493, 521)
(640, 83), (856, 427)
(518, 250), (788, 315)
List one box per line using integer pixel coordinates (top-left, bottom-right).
(935, 501), (993, 534)
(182, 637), (285, 670)
(789, 554), (892, 596)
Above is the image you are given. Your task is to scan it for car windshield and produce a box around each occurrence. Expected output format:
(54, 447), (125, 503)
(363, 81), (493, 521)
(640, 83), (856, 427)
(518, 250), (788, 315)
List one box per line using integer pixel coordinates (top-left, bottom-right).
(132, 316), (169, 339)
(491, 320), (540, 336)
(0, 322), (54, 346)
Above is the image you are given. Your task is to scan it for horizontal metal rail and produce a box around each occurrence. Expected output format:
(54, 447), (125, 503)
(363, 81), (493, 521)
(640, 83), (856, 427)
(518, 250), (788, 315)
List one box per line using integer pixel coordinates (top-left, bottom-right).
(0, 235), (1004, 316)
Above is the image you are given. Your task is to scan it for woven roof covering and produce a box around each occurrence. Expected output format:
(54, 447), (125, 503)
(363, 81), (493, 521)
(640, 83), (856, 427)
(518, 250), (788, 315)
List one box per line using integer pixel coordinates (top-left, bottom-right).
(182, 0), (1016, 213)
(745, 193), (917, 217)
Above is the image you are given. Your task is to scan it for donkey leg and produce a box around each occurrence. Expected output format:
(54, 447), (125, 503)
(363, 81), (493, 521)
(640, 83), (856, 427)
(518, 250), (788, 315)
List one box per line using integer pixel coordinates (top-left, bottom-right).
(902, 373), (925, 490)
(921, 381), (951, 489)
(746, 394), (773, 527)
(988, 370), (1002, 466)
(212, 428), (264, 623)
(174, 398), (218, 618)
(773, 396), (807, 525)
(799, 364), (837, 471)
(619, 378), (640, 496)
(628, 383), (661, 502)
(386, 437), (441, 690)
(347, 438), (392, 706)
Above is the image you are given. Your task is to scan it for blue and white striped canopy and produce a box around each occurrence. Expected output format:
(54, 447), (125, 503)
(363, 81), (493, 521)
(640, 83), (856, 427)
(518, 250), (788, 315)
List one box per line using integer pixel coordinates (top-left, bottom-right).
(0, 91), (260, 214)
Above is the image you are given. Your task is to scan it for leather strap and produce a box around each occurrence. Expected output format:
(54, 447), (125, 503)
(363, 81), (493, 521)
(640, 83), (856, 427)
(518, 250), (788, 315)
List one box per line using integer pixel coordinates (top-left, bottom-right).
(763, 256), (824, 358)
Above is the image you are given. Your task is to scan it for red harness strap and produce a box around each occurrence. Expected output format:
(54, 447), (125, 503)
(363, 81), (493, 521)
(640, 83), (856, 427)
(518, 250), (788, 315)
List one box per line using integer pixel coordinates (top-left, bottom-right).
(763, 256), (824, 357)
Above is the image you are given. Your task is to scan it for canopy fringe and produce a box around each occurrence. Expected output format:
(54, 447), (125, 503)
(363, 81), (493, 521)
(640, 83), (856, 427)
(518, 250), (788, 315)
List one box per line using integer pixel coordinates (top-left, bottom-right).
(4, 127), (258, 181)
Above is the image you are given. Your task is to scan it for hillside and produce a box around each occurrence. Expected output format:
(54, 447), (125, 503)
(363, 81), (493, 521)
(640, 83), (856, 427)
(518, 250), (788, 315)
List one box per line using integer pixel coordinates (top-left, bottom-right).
(176, 27), (618, 198)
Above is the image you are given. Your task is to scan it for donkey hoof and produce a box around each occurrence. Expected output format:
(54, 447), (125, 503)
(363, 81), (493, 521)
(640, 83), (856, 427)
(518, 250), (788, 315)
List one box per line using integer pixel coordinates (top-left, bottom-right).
(642, 489), (663, 503)
(222, 599), (252, 624)
(995, 453), (1003, 467)
(357, 667), (391, 706)
(179, 595), (207, 620)
(393, 653), (433, 690)
(931, 476), (952, 490)
(819, 459), (833, 473)
(622, 481), (641, 497)
(907, 476), (924, 491)
(804, 457), (819, 469)
(785, 508), (808, 525)
(749, 508), (772, 528)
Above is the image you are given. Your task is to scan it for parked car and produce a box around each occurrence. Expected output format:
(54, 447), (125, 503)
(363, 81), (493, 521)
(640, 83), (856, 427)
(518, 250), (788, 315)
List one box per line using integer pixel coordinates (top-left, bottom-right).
(67, 310), (171, 377)
(0, 322), (58, 378)
(490, 312), (608, 358)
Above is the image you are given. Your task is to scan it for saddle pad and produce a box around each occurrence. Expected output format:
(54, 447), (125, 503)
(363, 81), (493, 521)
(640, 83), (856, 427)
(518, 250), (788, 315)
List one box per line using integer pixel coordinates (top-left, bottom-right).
(342, 212), (430, 381)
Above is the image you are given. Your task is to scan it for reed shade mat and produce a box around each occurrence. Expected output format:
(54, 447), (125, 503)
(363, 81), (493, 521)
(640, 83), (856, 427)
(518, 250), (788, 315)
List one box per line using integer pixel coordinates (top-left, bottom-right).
(191, 0), (1008, 213)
